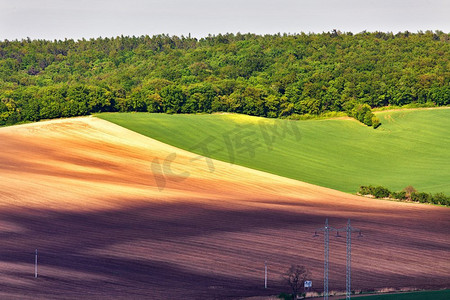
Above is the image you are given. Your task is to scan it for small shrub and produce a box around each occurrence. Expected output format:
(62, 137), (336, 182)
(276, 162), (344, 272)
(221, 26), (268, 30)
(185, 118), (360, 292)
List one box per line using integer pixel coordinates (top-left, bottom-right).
(363, 111), (373, 126)
(359, 185), (372, 195)
(350, 104), (380, 128)
(444, 197), (450, 206)
(403, 185), (417, 199)
(372, 116), (381, 129)
(391, 191), (406, 200)
(278, 292), (292, 300)
(432, 193), (448, 205)
(411, 192), (432, 203)
(359, 185), (390, 198)
(373, 186), (391, 198)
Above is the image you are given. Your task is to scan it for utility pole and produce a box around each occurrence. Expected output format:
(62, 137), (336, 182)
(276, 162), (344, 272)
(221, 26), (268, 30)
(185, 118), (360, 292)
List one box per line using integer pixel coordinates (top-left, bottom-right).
(314, 218), (335, 300)
(337, 219), (362, 300)
(264, 261), (267, 289)
(35, 249), (38, 278)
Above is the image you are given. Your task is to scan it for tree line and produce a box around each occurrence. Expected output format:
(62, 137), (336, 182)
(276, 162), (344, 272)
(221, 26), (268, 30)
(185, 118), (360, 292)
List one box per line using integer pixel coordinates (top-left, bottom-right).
(1, 31), (449, 126)
(359, 185), (450, 206)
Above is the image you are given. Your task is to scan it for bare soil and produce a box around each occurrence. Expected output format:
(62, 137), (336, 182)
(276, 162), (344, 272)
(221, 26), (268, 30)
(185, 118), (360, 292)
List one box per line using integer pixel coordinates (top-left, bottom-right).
(0, 117), (448, 299)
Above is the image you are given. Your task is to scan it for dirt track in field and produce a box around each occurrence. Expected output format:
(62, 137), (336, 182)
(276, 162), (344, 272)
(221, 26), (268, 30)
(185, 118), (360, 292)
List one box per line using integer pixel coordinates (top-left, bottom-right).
(0, 117), (448, 299)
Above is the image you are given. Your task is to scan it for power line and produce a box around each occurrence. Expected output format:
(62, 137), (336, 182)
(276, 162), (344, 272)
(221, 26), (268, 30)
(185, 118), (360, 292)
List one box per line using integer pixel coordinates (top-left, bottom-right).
(314, 218), (336, 300)
(337, 219), (362, 300)
(314, 218), (363, 300)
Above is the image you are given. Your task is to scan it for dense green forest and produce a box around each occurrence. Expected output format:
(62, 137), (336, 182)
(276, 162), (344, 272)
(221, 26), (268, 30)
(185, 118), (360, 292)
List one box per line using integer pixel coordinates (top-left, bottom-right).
(0, 31), (449, 126)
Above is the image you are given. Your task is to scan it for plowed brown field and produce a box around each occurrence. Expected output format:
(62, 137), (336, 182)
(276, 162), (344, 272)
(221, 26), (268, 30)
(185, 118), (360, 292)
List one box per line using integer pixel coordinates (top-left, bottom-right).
(0, 117), (448, 299)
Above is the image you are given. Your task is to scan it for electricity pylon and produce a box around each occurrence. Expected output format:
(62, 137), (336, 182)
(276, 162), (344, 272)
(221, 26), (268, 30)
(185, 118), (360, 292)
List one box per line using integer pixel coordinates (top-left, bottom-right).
(337, 219), (362, 300)
(314, 218), (336, 300)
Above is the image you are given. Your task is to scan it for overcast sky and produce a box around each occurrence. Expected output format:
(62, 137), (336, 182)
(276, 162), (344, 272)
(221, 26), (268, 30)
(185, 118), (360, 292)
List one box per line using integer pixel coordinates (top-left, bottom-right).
(0, 0), (449, 40)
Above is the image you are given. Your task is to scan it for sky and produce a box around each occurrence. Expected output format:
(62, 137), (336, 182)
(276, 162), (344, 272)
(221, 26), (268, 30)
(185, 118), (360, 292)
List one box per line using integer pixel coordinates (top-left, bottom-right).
(0, 0), (449, 40)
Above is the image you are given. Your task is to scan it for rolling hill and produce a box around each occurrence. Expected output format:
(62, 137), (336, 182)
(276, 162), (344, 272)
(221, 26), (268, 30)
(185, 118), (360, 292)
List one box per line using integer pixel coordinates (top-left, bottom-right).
(98, 108), (450, 195)
(0, 116), (448, 299)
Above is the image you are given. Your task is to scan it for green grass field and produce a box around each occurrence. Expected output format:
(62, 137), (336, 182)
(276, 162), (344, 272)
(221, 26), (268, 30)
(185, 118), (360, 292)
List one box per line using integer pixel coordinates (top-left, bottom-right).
(97, 108), (450, 195)
(341, 289), (450, 300)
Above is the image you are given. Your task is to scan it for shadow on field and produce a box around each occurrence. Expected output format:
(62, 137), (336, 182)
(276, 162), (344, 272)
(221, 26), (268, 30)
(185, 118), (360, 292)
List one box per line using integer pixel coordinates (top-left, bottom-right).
(0, 202), (321, 299)
(0, 201), (449, 299)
